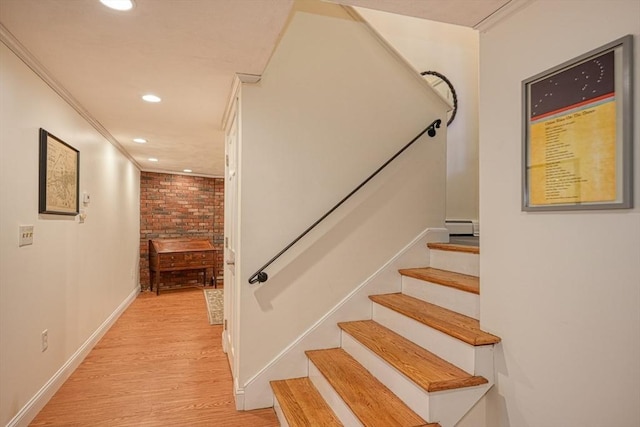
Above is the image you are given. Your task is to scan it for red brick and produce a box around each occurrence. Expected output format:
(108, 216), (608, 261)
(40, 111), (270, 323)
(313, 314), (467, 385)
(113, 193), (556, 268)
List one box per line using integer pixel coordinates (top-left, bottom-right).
(139, 172), (224, 291)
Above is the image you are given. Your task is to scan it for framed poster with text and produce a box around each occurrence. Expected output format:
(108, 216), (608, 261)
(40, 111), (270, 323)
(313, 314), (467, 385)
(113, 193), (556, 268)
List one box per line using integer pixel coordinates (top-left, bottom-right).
(522, 35), (633, 211)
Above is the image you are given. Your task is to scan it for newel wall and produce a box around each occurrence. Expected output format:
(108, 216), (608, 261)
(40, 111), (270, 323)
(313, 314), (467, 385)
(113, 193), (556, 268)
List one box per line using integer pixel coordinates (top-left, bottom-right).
(231, 0), (448, 391)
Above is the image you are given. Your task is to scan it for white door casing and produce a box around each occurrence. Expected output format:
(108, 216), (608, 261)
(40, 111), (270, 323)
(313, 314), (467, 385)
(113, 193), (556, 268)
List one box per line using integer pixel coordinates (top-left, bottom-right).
(223, 95), (240, 386)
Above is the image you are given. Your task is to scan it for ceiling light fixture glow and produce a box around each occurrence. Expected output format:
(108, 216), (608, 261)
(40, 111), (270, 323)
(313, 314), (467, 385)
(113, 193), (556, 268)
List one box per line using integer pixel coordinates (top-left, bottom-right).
(148, 158), (158, 162)
(99, 0), (135, 11)
(142, 94), (161, 103)
(183, 169), (192, 173)
(133, 138), (147, 143)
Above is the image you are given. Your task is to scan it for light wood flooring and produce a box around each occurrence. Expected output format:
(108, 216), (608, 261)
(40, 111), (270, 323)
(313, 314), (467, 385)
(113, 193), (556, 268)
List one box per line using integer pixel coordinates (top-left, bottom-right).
(31, 287), (279, 427)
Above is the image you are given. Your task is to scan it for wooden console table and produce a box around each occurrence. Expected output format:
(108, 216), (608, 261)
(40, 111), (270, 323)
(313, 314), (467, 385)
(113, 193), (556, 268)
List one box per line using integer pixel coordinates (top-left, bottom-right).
(149, 238), (215, 295)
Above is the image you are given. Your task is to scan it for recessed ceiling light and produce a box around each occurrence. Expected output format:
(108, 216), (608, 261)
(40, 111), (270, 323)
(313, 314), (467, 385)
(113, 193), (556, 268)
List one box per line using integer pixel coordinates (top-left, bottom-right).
(99, 0), (135, 11)
(148, 158), (158, 162)
(183, 169), (192, 173)
(142, 94), (161, 103)
(133, 138), (147, 143)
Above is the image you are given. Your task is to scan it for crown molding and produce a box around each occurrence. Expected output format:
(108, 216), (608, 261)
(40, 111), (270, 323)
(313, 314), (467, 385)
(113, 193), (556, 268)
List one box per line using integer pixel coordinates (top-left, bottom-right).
(474, 0), (535, 32)
(236, 73), (262, 84)
(0, 23), (141, 170)
(140, 168), (222, 179)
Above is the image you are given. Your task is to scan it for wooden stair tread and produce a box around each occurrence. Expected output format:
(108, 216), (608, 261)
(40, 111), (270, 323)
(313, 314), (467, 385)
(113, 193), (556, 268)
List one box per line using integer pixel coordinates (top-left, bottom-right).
(399, 267), (479, 294)
(427, 242), (479, 254)
(339, 320), (487, 392)
(306, 348), (438, 427)
(271, 377), (343, 426)
(369, 293), (500, 346)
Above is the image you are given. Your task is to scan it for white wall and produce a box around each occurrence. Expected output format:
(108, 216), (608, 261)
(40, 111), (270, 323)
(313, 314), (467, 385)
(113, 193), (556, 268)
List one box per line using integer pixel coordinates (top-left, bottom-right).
(479, 1), (640, 426)
(0, 42), (140, 425)
(355, 8), (480, 222)
(235, 1), (448, 387)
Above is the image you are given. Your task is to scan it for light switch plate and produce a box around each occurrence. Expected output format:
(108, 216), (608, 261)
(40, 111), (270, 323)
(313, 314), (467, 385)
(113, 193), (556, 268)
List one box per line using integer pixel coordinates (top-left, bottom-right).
(19, 225), (34, 247)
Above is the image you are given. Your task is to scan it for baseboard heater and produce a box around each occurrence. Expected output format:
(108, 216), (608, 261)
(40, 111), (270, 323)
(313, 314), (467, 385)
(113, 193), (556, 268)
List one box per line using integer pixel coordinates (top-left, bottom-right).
(446, 220), (479, 236)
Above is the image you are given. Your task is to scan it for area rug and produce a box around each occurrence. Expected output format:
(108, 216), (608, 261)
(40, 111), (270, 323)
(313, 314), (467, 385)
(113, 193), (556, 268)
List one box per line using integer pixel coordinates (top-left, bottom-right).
(204, 288), (223, 325)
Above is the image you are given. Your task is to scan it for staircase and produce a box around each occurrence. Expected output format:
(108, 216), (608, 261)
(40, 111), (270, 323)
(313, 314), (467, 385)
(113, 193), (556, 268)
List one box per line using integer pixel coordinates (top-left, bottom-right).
(270, 241), (500, 427)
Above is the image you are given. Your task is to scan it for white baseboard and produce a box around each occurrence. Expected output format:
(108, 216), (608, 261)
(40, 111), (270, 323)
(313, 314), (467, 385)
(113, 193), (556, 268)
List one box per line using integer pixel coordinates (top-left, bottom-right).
(241, 227), (449, 410)
(234, 378), (246, 411)
(6, 285), (141, 427)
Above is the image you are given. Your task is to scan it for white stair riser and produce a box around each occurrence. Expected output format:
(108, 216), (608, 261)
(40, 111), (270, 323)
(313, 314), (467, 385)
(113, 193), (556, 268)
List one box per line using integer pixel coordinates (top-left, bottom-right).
(308, 360), (363, 426)
(272, 393), (290, 427)
(430, 250), (479, 276)
(372, 303), (477, 374)
(341, 332), (432, 421)
(341, 331), (494, 427)
(401, 276), (480, 320)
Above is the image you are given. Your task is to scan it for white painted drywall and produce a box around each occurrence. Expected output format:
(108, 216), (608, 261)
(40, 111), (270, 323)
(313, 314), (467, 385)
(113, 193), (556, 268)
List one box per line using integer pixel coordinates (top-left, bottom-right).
(0, 43), (140, 425)
(479, 1), (640, 426)
(355, 8), (480, 223)
(234, 1), (448, 388)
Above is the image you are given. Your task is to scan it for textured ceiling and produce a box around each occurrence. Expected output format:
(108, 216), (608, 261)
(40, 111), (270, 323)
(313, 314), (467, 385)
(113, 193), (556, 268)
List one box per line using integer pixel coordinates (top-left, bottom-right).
(0, 0), (508, 177)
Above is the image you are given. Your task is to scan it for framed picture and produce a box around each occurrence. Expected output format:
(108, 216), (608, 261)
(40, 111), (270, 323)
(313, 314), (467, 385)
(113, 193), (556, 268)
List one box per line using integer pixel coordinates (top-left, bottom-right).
(39, 128), (80, 215)
(522, 35), (633, 211)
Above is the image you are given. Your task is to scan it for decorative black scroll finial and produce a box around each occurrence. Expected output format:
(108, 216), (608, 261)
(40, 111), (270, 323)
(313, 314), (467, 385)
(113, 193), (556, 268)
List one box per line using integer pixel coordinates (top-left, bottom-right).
(421, 71), (457, 126)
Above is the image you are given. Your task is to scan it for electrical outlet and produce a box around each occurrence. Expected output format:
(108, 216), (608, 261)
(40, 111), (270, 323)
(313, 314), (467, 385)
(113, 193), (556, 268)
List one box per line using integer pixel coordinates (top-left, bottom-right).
(41, 329), (48, 352)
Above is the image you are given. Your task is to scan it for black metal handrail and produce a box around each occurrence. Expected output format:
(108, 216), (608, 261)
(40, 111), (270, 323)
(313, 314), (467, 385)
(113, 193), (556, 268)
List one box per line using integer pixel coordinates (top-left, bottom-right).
(248, 118), (442, 284)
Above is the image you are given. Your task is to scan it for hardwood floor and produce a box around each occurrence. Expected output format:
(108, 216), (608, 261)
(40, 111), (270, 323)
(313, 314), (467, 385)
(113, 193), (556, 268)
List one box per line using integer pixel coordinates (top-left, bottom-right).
(31, 287), (279, 427)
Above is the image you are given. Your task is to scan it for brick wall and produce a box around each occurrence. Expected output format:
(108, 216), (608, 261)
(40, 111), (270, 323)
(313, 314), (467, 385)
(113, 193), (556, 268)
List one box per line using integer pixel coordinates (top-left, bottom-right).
(140, 172), (224, 291)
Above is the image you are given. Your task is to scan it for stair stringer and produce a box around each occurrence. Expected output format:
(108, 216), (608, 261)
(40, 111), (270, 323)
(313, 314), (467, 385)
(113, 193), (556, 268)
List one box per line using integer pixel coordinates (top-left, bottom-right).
(241, 227), (449, 410)
(341, 331), (494, 427)
(429, 386), (492, 427)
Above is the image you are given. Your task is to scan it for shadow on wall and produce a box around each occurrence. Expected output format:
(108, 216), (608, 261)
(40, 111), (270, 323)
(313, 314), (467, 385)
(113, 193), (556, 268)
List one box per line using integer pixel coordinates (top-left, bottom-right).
(485, 342), (513, 427)
(253, 138), (440, 311)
